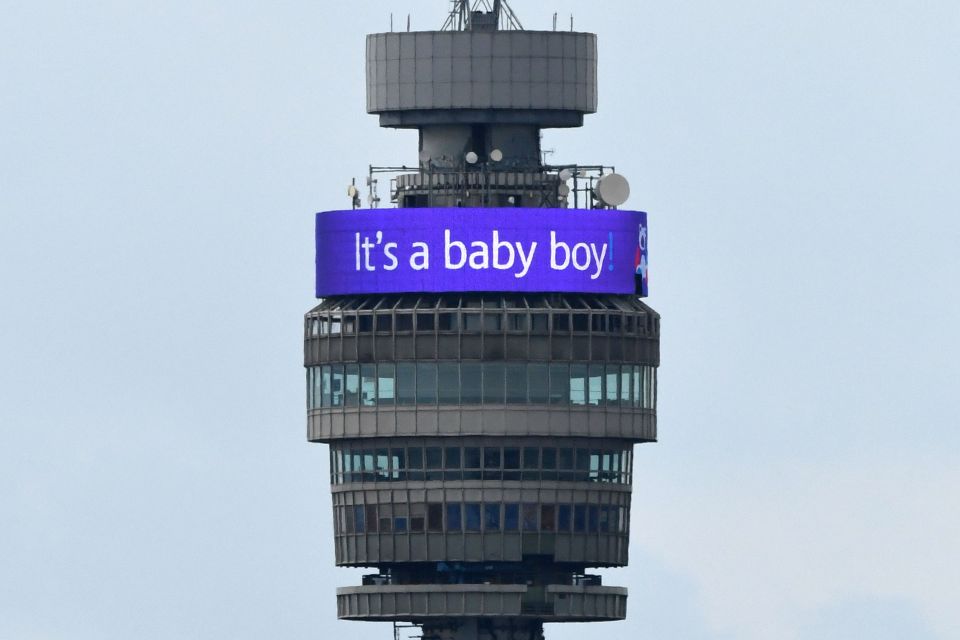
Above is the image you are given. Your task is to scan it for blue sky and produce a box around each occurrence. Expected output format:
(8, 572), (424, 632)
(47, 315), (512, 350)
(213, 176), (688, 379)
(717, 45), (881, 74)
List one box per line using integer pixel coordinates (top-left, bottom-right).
(1, 1), (958, 639)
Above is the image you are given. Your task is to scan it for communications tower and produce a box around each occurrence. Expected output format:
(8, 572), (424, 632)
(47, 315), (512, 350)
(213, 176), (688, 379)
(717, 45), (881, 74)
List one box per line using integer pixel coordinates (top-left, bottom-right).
(305, 3), (659, 639)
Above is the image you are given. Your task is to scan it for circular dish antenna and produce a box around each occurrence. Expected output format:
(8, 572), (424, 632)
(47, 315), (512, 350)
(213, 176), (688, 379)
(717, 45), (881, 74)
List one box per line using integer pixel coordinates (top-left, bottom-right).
(418, 150), (431, 163)
(490, 149), (504, 162)
(347, 185), (359, 198)
(465, 151), (479, 164)
(558, 168), (573, 182)
(594, 173), (630, 207)
(558, 183), (571, 197)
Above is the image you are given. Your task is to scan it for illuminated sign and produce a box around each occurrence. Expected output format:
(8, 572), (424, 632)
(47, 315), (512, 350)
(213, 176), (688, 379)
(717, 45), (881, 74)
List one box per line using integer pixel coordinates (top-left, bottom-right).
(315, 208), (649, 297)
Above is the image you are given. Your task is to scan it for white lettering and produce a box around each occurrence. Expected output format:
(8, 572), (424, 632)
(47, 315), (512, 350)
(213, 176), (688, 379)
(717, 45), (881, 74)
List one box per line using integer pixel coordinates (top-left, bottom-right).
(515, 241), (537, 278)
(444, 230), (467, 269)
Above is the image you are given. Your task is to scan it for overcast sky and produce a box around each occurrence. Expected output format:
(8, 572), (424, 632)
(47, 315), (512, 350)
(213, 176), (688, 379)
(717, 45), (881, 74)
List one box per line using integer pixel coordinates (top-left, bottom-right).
(1, 1), (958, 639)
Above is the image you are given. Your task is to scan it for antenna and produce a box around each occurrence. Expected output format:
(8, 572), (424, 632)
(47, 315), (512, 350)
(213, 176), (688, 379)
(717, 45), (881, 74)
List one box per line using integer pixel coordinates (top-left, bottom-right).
(441, 0), (523, 31)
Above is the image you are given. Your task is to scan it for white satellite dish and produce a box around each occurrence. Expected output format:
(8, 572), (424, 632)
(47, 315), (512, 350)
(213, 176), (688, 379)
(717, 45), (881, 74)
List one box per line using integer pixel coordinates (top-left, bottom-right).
(490, 148), (504, 162)
(594, 172), (630, 207)
(558, 168), (573, 182)
(465, 151), (479, 164)
(558, 183), (571, 197)
(418, 150), (431, 162)
(347, 185), (359, 198)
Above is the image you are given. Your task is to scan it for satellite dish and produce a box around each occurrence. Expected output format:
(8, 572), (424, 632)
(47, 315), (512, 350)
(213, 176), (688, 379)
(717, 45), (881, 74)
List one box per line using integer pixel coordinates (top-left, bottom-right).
(465, 151), (479, 164)
(558, 184), (570, 197)
(594, 172), (630, 207)
(347, 185), (359, 198)
(418, 150), (431, 163)
(558, 168), (573, 182)
(490, 149), (504, 162)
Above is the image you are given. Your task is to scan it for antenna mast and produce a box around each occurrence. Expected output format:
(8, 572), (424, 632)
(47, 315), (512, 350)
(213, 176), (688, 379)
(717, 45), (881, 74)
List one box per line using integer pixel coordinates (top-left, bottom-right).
(442, 0), (523, 31)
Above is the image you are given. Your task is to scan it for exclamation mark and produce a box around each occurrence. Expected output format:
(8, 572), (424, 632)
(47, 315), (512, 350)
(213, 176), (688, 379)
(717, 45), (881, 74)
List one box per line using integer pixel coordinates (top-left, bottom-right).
(608, 232), (615, 271)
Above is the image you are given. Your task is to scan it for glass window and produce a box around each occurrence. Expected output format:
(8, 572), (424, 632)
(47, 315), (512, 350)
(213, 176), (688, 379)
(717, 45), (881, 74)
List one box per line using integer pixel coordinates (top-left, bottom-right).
(438, 363), (459, 404)
(588, 364), (603, 406)
(483, 363), (504, 404)
(438, 312), (457, 331)
(463, 313), (481, 332)
(345, 506), (355, 533)
(416, 313), (435, 331)
(574, 505), (586, 532)
(461, 363), (482, 404)
(483, 313), (502, 331)
(465, 503), (481, 531)
(541, 504), (556, 532)
(321, 365), (332, 408)
(361, 364), (377, 407)
(531, 313), (548, 333)
(620, 365), (632, 406)
(575, 448), (590, 481)
(558, 504), (571, 532)
(396, 363), (416, 405)
(605, 365), (619, 406)
(608, 314), (622, 333)
(559, 448), (574, 470)
(376, 449), (389, 481)
(591, 314), (606, 332)
(408, 446), (423, 469)
(589, 451), (600, 481)
(416, 363), (437, 404)
(504, 503), (519, 531)
(522, 447), (539, 469)
(365, 505), (378, 533)
(425, 447), (442, 468)
(390, 448), (405, 480)
(447, 503), (462, 531)
(427, 503), (443, 531)
(376, 314), (392, 332)
(633, 365), (641, 408)
(599, 506), (610, 533)
(528, 364), (549, 404)
(354, 505), (365, 533)
(573, 313), (589, 332)
(588, 505), (600, 533)
(378, 363), (395, 406)
(507, 313), (527, 331)
(503, 447), (520, 469)
(395, 313), (413, 332)
(505, 364), (526, 404)
(570, 364), (587, 406)
(522, 503), (538, 531)
(542, 448), (557, 469)
(342, 315), (356, 335)
(331, 365), (345, 407)
(411, 516), (425, 532)
(379, 517), (392, 533)
(549, 363), (569, 405)
(484, 504), (500, 531)
(358, 315), (373, 333)
(445, 446), (461, 469)
(553, 313), (570, 333)
(483, 447), (501, 469)
(464, 447), (481, 469)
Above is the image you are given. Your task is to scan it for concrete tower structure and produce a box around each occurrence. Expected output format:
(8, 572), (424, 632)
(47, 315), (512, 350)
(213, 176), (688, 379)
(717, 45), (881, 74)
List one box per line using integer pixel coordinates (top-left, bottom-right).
(305, 3), (659, 640)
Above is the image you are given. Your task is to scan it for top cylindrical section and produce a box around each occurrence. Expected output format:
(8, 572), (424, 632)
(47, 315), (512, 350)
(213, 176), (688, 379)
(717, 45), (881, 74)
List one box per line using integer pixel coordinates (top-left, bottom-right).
(366, 31), (598, 128)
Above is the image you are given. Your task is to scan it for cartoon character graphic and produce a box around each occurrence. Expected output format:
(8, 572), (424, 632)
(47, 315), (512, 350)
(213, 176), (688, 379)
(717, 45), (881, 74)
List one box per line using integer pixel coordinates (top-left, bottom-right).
(634, 223), (648, 296)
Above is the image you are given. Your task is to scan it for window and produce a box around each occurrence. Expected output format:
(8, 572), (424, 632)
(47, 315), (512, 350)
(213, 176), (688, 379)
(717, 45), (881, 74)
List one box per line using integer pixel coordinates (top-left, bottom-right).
(605, 365), (619, 406)
(465, 503), (481, 531)
(558, 505), (571, 532)
(376, 314), (392, 332)
(394, 516), (407, 532)
(588, 364), (603, 406)
(464, 447), (481, 480)
(461, 363), (482, 404)
(483, 313), (502, 331)
(484, 504), (500, 531)
(504, 503), (519, 531)
(528, 364), (549, 404)
(425, 447), (442, 481)
(463, 313), (481, 332)
(541, 504), (556, 532)
(573, 313), (589, 332)
(522, 504), (538, 531)
(550, 363), (569, 405)
(553, 313), (570, 333)
(427, 503), (443, 531)
(331, 365), (344, 407)
(588, 505), (599, 533)
(365, 505), (378, 533)
(395, 313), (413, 331)
(416, 313), (435, 331)
(507, 314), (527, 331)
(505, 364), (527, 404)
(438, 363), (459, 404)
(397, 363), (416, 405)
(570, 364), (587, 405)
(378, 363), (395, 406)
(438, 312), (457, 331)
(531, 313), (548, 333)
(416, 363), (437, 404)
(574, 505), (586, 532)
(354, 505), (365, 533)
(483, 363), (504, 404)
(361, 364), (376, 407)
(447, 503), (462, 531)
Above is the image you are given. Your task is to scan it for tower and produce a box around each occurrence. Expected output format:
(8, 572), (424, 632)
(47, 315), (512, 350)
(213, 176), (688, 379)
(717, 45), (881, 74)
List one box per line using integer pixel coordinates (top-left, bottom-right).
(305, 3), (659, 639)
